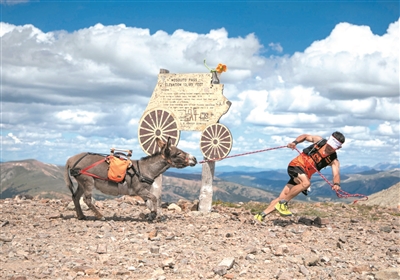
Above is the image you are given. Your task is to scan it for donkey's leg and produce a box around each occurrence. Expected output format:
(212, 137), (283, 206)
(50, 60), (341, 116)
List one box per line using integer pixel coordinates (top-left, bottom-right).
(137, 188), (158, 220)
(72, 184), (86, 220)
(83, 194), (104, 221)
(82, 178), (105, 220)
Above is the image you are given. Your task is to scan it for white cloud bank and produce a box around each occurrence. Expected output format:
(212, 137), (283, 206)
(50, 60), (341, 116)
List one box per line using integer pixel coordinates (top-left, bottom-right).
(1, 19), (399, 169)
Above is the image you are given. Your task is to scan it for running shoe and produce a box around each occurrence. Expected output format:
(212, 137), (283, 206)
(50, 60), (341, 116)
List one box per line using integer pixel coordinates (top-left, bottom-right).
(275, 200), (292, 216)
(254, 213), (264, 222)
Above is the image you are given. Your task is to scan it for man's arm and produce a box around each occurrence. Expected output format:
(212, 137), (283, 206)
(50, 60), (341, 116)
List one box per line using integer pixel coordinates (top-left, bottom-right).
(288, 134), (322, 149)
(330, 159), (341, 191)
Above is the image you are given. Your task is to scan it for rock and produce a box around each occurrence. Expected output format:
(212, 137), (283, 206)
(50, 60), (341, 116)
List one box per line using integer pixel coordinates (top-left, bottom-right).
(298, 217), (313, 225)
(380, 226), (392, 233)
(167, 203), (181, 212)
(213, 266), (228, 276)
(299, 265), (309, 276)
(150, 246), (160, 254)
(96, 244), (107, 254)
(304, 256), (319, 266)
(314, 216), (329, 226)
(218, 257), (235, 269)
(148, 229), (158, 240)
(374, 268), (400, 280)
(161, 258), (174, 268)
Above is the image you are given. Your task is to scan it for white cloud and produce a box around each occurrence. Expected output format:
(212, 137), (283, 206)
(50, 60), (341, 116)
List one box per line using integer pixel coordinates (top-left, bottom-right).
(280, 21), (399, 99)
(377, 121), (399, 136)
(0, 0), (29, 6)
(56, 109), (100, 125)
(7, 132), (22, 143)
(1, 19), (399, 168)
(268, 42), (283, 53)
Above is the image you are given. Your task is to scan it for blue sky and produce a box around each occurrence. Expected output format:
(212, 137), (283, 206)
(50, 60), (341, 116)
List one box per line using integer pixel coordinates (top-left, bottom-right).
(3, 1), (398, 55)
(1, 0), (399, 171)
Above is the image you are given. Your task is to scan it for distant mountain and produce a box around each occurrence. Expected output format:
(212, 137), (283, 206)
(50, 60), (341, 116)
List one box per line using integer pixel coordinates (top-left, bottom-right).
(1, 159), (399, 204)
(215, 168), (400, 201)
(214, 165), (267, 173)
(182, 163), (399, 175)
(0, 159), (69, 199)
(0, 159), (277, 203)
(341, 165), (373, 174)
(357, 182), (400, 208)
(169, 164), (268, 174)
(307, 169), (400, 199)
(373, 162), (400, 171)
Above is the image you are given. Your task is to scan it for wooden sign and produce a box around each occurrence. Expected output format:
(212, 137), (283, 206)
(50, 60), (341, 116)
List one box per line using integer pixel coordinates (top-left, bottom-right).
(145, 73), (230, 131)
(138, 71), (232, 160)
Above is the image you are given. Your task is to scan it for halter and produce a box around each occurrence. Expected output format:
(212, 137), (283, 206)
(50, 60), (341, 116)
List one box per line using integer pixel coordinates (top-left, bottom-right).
(161, 153), (190, 167)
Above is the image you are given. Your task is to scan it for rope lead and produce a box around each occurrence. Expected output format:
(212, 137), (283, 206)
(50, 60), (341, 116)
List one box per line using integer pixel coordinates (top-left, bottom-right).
(199, 144), (368, 203)
(293, 147), (368, 203)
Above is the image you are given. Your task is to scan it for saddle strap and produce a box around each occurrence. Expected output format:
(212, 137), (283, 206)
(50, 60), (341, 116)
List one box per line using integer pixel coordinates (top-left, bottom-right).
(79, 158), (108, 180)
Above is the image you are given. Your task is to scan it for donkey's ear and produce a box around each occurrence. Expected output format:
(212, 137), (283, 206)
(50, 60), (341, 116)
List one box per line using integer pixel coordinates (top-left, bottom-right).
(156, 138), (166, 149)
(166, 137), (172, 148)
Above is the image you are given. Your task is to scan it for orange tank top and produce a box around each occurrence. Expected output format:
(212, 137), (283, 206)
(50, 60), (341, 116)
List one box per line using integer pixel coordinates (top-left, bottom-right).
(289, 141), (338, 179)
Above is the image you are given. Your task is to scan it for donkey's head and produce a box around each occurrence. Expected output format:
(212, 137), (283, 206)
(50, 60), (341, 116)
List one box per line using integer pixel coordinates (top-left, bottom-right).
(156, 137), (197, 168)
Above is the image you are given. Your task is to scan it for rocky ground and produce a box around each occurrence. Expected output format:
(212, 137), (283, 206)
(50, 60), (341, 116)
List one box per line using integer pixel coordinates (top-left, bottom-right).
(1, 195), (399, 280)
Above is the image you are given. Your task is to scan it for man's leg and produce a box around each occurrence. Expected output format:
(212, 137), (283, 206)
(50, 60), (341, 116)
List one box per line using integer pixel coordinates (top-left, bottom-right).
(257, 173), (310, 218)
(280, 173), (310, 202)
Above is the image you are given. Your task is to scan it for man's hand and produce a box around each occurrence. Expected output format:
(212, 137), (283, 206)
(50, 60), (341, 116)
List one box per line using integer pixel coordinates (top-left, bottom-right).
(332, 183), (341, 191)
(287, 142), (297, 150)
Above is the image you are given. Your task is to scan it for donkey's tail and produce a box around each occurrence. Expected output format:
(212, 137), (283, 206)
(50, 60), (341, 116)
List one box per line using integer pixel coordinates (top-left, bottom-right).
(64, 153), (91, 196)
(64, 160), (76, 196)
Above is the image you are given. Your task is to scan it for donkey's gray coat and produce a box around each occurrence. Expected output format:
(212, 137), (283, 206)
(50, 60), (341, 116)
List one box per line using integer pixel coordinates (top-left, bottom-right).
(64, 138), (197, 220)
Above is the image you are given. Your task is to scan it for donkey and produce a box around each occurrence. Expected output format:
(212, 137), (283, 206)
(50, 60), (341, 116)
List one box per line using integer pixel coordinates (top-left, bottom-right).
(64, 138), (197, 220)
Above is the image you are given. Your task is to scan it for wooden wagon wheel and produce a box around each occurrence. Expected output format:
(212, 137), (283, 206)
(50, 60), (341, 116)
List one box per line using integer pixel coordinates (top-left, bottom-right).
(200, 123), (232, 160)
(138, 109), (180, 155)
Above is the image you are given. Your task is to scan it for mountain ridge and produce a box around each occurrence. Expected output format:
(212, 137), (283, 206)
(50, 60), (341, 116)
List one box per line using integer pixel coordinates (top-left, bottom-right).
(1, 159), (399, 207)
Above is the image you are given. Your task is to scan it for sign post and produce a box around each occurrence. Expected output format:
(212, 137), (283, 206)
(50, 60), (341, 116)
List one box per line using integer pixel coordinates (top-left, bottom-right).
(138, 68), (232, 212)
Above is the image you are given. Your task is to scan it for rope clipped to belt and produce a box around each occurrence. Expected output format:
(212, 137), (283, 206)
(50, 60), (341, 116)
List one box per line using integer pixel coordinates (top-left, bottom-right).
(198, 144), (368, 203)
(294, 147), (368, 203)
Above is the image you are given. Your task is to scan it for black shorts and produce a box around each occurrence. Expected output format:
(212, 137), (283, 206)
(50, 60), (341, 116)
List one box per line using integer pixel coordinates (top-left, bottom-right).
(287, 166), (306, 185)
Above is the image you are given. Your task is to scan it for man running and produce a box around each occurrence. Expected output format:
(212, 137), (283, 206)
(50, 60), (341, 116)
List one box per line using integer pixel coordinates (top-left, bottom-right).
(255, 131), (345, 221)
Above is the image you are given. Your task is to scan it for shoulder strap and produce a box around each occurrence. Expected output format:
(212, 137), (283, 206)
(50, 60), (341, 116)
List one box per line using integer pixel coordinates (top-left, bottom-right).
(303, 139), (327, 155)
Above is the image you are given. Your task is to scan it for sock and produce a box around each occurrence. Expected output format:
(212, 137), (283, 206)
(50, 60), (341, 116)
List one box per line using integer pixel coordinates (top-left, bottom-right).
(260, 211), (267, 217)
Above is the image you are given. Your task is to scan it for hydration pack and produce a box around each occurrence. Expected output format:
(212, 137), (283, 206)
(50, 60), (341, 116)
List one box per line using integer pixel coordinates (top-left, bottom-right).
(303, 139), (327, 156)
(302, 139), (337, 171)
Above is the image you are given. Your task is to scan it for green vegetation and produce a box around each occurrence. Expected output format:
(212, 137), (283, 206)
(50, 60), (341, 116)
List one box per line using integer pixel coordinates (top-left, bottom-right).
(295, 206), (330, 218)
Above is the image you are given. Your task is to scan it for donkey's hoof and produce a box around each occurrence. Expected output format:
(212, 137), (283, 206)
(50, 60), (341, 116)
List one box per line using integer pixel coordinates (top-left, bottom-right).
(78, 216), (86, 220)
(146, 212), (157, 221)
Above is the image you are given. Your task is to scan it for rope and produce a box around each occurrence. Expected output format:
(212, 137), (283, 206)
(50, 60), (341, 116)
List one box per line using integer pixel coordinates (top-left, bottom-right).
(294, 147), (368, 203)
(198, 145), (287, 164)
(198, 144), (368, 203)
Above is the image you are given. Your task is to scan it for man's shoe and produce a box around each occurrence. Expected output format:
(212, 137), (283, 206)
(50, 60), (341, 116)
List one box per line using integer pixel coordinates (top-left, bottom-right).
(254, 213), (264, 222)
(275, 201), (292, 216)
